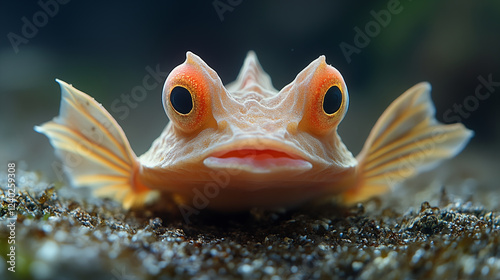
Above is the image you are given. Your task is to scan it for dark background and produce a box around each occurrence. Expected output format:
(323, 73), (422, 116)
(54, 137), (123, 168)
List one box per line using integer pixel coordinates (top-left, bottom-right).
(1, 0), (499, 178)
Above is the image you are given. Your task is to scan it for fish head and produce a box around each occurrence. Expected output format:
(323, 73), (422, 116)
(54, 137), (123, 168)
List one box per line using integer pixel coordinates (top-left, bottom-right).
(140, 51), (357, 188)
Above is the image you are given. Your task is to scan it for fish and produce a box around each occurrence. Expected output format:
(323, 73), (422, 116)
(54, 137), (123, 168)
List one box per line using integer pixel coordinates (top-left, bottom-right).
(35, 51), (473, 212)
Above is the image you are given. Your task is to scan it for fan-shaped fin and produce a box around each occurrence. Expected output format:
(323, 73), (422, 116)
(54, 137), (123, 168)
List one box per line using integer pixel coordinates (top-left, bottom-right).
(343, 82), (473, 203)
(35, 80), (159, 208)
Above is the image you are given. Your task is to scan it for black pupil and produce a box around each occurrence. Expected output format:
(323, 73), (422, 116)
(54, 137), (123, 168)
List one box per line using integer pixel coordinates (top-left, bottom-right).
(323, 86), (342, 114)
(170, 86), (193, 114)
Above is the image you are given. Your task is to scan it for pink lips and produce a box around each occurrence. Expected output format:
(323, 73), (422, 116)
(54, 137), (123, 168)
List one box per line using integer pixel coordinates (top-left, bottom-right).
(203, 149), (313, 173)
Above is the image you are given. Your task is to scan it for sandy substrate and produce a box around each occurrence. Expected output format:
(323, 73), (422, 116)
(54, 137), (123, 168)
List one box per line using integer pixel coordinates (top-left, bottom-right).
(0, 151), (499, 279)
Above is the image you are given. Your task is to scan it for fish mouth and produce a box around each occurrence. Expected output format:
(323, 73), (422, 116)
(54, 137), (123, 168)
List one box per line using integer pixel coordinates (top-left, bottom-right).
(203, 148), (313, 174)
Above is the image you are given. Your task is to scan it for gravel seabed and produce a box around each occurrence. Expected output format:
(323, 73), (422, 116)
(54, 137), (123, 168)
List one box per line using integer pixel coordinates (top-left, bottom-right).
(1, 152), (499, 280)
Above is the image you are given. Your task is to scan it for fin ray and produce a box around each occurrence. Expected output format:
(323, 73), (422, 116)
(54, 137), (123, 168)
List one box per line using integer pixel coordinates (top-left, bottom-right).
(39, 122), (131, 174)
(343, 82), (473, 203)
(369, 102), (431, 153)
(363, 124), (468, 174)
(35, 80), (159, 208)
(57, 83), (133, 163)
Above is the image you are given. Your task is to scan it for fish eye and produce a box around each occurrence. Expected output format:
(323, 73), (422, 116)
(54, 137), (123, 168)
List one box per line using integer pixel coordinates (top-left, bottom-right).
(170, 86), (193, 114)
(323, 85), (342, 115)
(297, 62), (348, 136)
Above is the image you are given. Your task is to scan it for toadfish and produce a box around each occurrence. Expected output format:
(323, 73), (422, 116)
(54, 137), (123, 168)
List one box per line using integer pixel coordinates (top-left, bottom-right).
(36, 51), (473, 212)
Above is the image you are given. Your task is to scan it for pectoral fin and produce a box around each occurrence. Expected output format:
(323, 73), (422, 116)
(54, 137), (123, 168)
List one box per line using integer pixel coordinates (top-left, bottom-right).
(343, 82), (473, 203)
(35, 80), (159, 209)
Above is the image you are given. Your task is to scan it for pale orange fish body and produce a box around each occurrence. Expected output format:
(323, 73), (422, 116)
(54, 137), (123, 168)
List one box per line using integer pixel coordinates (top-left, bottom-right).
(36, 52), (473, 213)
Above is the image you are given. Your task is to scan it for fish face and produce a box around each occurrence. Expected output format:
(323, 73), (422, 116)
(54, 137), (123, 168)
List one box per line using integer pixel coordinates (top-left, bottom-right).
(139, 52), (357, 187)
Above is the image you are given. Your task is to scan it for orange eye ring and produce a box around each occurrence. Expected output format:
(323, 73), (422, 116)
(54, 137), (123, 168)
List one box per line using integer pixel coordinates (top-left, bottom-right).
(299, 64), (348, 136)
(163, 64), (215, 134)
